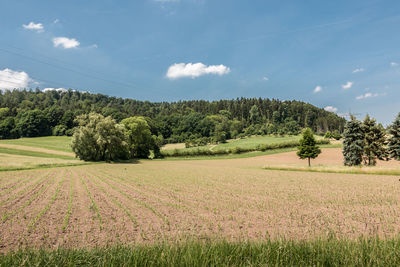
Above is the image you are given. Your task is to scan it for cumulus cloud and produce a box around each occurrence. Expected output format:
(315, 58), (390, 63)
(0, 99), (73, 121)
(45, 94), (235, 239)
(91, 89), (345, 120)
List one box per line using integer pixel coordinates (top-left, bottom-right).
(313, 85), (322, 93)
(352, 68), (364, 73)
(53, 37), (80, 49)
(324, 106), (338, 113)
(342, 81), (353, 90)
(22, 22), (44, 32)
(42, 88), (67, 93)
(391, 62), (399, 67)
(166, 62), (230, 79)
(0, 68), (31, 90)
(356, 92), (386, 100)
(263, 77), (269, 81)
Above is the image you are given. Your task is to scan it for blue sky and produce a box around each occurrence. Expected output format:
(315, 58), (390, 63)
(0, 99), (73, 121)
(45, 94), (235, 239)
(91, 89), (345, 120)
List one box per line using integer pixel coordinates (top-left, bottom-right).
(1, 0), (400, 124)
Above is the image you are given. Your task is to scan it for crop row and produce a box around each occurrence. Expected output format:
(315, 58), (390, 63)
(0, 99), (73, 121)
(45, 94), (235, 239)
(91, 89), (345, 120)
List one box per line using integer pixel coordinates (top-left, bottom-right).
(62, 173), (74, 232)
(0, 171), (53, 205)
(85, 174), (138, 227)
(2, 173), (56, 222)
(27, 176), (65, 232)
(86, 170), (170, 226)
(80, 175), (103, 229)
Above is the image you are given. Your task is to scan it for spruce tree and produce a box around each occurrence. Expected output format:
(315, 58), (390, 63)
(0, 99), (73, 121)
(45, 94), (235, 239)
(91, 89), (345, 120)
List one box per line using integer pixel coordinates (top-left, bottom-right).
(362, 115), (387, 166)
(297, 128), (321, 167)
(343, 116), (364, 166)
(388, 113), (400, 160)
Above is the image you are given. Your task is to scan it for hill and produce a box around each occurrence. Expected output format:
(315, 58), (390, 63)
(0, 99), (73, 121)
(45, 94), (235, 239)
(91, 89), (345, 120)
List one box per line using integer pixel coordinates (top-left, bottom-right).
(0, 90), (346, 143)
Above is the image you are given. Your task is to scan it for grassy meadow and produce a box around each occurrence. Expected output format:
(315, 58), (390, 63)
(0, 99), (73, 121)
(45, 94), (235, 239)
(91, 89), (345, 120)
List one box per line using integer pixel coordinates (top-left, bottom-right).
(1, 135), (400, 265)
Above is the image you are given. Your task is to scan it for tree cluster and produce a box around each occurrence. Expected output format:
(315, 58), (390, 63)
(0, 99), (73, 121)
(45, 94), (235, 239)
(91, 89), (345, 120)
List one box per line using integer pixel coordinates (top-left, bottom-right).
(0, 89), (346, 142)
(71, 113), (160, 161)
(342, 114), (400, 166)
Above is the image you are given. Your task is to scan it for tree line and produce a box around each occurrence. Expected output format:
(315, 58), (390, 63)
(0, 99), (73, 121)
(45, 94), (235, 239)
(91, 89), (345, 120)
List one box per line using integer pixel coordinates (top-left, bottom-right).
(0, 89), (345, 143)
(343, 113), (400, 166)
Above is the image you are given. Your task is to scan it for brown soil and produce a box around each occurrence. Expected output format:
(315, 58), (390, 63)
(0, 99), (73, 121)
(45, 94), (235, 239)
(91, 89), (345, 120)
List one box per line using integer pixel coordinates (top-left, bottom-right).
(1, 149), (400, 252)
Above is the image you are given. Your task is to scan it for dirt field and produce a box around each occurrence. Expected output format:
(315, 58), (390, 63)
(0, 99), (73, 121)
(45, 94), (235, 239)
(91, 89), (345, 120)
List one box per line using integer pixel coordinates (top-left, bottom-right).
(1, 148), (400, 252)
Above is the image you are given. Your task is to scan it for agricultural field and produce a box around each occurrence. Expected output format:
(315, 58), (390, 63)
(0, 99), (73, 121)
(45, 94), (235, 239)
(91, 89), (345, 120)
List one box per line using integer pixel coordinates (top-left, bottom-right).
(0, 137), (84, 171)
(2, 148), (400, 254)
(2, 136), (400, 265)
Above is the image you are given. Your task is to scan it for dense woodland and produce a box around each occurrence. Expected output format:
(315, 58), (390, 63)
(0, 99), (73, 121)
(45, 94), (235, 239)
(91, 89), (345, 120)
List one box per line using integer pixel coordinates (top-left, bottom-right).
(0, 89), (346, 143)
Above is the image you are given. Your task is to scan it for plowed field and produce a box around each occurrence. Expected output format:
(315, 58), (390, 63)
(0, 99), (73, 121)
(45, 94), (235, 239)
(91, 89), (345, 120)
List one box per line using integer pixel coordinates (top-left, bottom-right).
(1, 149), (400, 252)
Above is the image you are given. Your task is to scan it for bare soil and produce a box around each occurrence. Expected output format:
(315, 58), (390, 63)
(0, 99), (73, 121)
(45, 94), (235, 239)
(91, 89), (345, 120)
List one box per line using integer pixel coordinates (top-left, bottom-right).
(1, 148), (400, 252)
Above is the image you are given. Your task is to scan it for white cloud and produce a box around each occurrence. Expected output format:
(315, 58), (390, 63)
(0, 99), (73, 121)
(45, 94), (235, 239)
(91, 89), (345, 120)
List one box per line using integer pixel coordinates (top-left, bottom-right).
(53, 19), (59, 24)
(42, 88), (67, 93)
(22, 22), (44, 32)
(352, 68), (364, 73)
(89, 44), (98, 49)
(263, 77), (269, 81)
(342, 81), (353, 90)
(0, 68), (32, 90)
(53, 37), (80, 49)
(166, 62), (230, 79)
(313, 85), (322, 93)
(391, 62), (399, 67)
(356, 92), (386, 100)
(324, 106), (338, 113)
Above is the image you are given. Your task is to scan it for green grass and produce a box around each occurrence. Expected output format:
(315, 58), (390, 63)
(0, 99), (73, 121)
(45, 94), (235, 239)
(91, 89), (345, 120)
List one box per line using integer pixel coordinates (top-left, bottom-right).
(2, 238), (400, 266)
(0, 147), (74, 160)
(0, 162), (92, 172)
(213, 135), (303, 150)
(0, 136), (73, 152)
(263, 164), (400, 176)
(156, 144), (339, 161)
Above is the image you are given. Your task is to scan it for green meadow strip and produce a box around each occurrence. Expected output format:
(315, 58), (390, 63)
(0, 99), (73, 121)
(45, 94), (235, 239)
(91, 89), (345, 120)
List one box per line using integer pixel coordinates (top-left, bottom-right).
(0, 147), (74, 160)
(0, 162), (94, 172)
(263, 166), (400, 176)
(2, 238), (400, 266)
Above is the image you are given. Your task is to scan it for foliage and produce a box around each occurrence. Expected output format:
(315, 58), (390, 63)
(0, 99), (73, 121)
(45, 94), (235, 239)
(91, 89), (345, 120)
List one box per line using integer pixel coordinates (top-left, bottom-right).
(0, 90), (345, 142)
(362, 115), (387, 165)
(15, 109), (51, 137)
(343, 116), (365, 166)
(388, 112), (400, 160)
(71, 113), (129, 161)
(297, 128), (321, 166)
(121, 116), (160, 158)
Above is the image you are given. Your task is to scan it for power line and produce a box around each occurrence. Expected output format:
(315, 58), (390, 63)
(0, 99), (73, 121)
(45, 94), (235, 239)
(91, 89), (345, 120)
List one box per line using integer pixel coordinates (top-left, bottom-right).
(0, 47), (151, 91)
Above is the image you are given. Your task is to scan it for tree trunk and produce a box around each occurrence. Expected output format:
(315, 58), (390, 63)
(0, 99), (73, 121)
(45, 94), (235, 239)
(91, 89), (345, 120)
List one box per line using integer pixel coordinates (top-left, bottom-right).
(308, 157), (311, 167)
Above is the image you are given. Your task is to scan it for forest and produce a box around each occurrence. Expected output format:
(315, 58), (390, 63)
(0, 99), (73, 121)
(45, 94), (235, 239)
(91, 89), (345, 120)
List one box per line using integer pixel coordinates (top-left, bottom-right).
(0, 89), (346, 143)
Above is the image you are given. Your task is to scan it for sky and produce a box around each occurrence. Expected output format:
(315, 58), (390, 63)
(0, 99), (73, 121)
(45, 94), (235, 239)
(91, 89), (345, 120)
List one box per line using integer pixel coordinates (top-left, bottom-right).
(1, 0), (400, 125)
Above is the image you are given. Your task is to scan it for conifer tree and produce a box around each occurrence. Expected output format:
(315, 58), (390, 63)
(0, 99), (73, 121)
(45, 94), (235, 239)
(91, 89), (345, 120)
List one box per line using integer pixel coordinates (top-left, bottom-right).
(343, 116), (364, 166)
(388, 113), (400, 160)
(362, 115), (387, 166)
(297, 128), (321, 167)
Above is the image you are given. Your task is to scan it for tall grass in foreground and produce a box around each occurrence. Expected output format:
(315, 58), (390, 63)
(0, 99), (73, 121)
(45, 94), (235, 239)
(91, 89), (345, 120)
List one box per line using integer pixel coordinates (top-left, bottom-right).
(2, 238), (400, 266)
